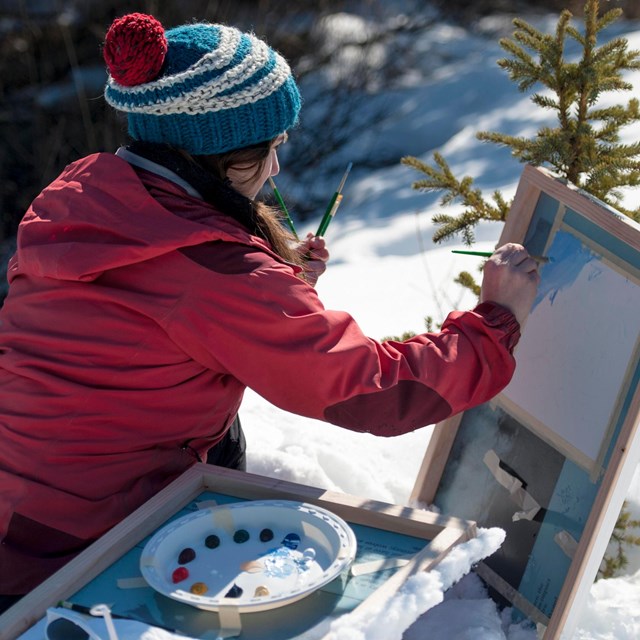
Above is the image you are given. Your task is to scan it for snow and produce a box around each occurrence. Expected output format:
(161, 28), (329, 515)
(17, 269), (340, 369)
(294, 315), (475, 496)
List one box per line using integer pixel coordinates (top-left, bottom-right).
(239, 4), (640, 638)
(326, 528), (506, 640)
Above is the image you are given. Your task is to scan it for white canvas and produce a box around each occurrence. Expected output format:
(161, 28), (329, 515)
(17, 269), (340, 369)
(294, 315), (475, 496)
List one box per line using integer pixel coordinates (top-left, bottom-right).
(503, 228), (640, 465)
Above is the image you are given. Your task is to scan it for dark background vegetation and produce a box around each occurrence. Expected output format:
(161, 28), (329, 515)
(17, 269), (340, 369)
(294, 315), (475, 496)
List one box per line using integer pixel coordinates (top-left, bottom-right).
(1, 0), (639, 244)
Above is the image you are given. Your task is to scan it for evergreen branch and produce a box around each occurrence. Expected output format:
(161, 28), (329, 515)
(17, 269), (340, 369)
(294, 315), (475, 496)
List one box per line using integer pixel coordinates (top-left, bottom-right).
(477, 131), (533, 155)
(496, 44), (541, 92)
(492, 189), (509, 215)
(381, 330), (418, 342)
(477, 130), (579, 172)
(566, 25), (585, 47)
(599, 501), (640, 579)
(587, 157), (640, 184)
(454, 271), (481, 298)
(597, 140), (640, 159)
(592, 38), (631, 64)
(402, 152), (510, 245)
(585, 76), (633, 94)
(630, 209), (640, 223)
(431, 212), (477, 245)
(592, 121), (624, 144)
(511, 17), (548, 42)
(596, 7), (624, 32)
(590, 100), (640, 132)
(531, 94), (560, 111)
(510, 17), (554, 54)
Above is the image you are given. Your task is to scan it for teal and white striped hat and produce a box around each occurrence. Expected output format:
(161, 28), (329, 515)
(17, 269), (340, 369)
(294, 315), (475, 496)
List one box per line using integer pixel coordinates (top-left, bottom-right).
(103, 13), (301, 155)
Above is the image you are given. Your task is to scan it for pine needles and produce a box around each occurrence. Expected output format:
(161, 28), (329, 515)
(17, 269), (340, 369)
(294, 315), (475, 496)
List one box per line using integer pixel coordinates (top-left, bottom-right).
(402, 0), (640, 262)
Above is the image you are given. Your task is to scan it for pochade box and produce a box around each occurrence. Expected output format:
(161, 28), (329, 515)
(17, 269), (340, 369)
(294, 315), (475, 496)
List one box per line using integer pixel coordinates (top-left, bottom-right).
(0, 464), (483, 640)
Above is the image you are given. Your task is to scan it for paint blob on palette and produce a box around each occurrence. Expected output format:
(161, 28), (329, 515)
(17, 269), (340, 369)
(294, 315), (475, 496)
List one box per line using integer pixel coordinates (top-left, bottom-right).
(140, 500), (357, 613)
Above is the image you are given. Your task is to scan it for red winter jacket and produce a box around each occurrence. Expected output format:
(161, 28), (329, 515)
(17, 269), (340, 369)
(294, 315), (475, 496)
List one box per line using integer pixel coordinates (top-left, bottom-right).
(0, 152), (520, 593)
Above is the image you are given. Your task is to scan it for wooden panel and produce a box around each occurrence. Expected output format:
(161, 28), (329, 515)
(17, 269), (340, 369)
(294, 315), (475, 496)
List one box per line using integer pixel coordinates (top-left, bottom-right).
(1, 465), (476, 640)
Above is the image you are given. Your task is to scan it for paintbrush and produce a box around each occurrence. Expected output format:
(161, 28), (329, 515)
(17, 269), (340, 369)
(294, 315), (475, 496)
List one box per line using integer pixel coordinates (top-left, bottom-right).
(316, 162), (352, 237)
(451, 249), (550, 263)
(57, 600), (178, 633)
(268, 177), (299, 240)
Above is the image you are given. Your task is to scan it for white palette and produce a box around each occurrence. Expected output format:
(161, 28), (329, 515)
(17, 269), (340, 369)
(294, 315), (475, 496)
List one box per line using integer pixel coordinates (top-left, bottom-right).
(140, 500), (357, 613)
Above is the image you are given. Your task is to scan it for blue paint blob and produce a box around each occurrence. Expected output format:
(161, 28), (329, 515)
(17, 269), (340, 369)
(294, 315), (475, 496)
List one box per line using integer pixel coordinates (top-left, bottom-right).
(281, 533), (301, 550)
(533, 231), (597, 310)
(224, 583), (243, 598)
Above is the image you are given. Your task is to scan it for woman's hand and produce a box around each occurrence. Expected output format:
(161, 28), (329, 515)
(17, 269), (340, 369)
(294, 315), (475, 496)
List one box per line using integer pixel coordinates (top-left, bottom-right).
(480, 243), (541, 326)
(298, 233), (329, 287)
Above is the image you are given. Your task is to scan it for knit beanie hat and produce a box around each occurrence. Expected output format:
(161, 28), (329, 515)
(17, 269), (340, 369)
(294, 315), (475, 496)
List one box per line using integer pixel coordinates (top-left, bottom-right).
(103, 13), (301, 155)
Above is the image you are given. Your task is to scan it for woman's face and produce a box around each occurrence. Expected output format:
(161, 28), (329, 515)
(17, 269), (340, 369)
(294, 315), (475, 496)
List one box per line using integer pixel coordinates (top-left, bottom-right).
(226, 134), (287, 200)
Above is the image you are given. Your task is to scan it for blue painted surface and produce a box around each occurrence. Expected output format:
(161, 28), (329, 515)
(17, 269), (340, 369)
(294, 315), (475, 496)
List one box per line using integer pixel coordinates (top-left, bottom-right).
(564, 208), (640, 269)
(532, 230), (597, 310)
(523, 191), (561, 257)
(517, 460), (600, 618)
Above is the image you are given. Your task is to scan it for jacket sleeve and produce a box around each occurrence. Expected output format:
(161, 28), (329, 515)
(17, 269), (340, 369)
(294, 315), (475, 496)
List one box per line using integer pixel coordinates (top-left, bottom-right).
(168, 243), (521, 437)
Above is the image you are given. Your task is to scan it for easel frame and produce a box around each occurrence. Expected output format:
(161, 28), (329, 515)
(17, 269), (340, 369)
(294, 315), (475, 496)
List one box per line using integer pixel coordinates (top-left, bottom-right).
(411, 164), (640, 638)
(1, 463), (478, 640)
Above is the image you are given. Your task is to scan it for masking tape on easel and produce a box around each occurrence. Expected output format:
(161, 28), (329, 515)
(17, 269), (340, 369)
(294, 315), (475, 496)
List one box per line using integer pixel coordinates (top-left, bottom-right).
(554, 530), (578, 559)
(475, 562), (550, 628)
(483, 450), (541, 522)
(217, 605), (242, 638)
(211, 506), (235, 535)
(117, 576), (148, 589)
(196, 500), (219, 509)
(350, 554), (413, 576)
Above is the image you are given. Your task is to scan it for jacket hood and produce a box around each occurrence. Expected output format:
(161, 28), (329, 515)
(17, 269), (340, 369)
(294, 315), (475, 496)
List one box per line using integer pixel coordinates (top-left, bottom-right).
(13, 153), (276, 282)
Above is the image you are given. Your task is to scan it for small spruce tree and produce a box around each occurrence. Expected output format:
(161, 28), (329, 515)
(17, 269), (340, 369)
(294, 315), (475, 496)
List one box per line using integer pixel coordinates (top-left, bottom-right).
(401, 0), (640, 582)
(598, 503), (640, 579)
(402, 0), (640, 296)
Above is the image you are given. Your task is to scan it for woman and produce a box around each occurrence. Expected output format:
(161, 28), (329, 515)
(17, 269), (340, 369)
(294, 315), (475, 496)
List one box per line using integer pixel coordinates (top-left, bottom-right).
(0, 13), (539, 610)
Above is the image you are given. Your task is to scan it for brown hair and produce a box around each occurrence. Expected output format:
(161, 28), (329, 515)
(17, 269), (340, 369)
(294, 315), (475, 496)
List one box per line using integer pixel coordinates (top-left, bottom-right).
(194, 139), (302, 266)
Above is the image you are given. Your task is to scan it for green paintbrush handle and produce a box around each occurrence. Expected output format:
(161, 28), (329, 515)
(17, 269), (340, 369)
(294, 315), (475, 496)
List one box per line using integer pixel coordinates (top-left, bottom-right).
(316, 193), (338, 237)
(452, 249), (550, 263)
(269, 178), (298, 240)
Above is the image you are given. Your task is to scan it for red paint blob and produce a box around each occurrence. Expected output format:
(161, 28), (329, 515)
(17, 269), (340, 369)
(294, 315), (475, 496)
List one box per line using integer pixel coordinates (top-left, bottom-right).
(171, 566), (189, 583)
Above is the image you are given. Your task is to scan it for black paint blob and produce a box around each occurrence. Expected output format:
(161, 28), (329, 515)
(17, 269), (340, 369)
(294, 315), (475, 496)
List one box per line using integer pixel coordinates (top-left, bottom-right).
(205, 534), (221, 549)
(233, 529), (250, 543)
(259, 528), (274, 542)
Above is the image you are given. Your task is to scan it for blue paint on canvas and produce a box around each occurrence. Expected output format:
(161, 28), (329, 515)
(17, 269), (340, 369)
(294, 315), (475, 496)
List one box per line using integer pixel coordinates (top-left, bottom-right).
(532, 231), (597, 310)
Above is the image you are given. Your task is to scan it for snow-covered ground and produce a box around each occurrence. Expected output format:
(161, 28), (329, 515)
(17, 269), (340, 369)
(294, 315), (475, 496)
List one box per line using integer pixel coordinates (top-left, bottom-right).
(240, 3), (640, 638)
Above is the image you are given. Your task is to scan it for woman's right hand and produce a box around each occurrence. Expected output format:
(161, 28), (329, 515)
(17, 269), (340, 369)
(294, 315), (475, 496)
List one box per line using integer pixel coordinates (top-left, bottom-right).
(480, 243), (541, 326)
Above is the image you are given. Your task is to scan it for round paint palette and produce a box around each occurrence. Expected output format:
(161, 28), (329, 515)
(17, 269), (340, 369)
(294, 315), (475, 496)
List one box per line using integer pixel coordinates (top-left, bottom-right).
(139, 500), (357, 612)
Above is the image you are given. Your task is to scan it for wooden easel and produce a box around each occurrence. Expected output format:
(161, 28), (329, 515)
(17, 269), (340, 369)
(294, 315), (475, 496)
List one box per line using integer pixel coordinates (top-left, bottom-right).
(411, 164), (640, 638)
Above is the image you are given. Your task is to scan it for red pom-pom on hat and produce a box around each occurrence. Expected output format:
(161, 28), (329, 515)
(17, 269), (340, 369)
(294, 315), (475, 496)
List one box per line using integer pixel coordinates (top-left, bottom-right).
(103, 13), (168, 86)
